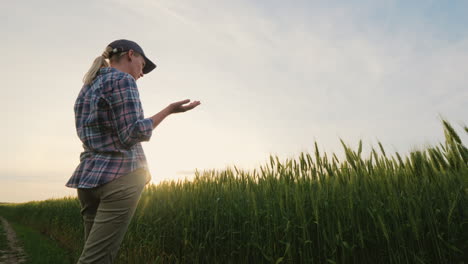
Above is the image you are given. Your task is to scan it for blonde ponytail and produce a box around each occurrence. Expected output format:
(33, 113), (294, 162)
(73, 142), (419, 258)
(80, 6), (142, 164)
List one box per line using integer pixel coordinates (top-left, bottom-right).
(82, 46), (113, 85)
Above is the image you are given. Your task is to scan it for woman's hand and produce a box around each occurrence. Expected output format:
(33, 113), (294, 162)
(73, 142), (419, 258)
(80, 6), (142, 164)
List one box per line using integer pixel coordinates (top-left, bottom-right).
(167, 99), (201, 114)
(150, 99), (201, 130)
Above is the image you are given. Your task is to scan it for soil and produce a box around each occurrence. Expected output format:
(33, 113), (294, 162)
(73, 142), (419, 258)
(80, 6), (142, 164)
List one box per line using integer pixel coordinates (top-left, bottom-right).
(0, 216), (26, 264)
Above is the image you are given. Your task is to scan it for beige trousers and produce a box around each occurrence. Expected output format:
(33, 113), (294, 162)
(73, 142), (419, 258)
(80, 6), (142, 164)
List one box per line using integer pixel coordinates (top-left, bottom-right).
(76, 168), (150, 264)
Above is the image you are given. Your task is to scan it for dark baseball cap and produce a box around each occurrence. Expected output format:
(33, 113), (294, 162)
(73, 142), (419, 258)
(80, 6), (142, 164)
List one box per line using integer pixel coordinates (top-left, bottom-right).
(108, 39), (157, 74)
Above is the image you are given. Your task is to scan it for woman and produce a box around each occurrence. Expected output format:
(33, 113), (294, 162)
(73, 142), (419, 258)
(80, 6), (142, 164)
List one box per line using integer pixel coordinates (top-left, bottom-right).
(66, 39), (201, 263)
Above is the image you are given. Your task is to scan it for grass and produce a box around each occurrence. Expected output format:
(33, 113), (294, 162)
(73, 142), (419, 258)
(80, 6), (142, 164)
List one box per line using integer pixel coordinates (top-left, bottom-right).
(9, 221), (73, 264)
(0, 119), (467, 263)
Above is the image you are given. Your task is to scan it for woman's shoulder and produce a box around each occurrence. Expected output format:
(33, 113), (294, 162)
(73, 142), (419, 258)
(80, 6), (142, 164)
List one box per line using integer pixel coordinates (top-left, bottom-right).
(100, 68), (137, 93)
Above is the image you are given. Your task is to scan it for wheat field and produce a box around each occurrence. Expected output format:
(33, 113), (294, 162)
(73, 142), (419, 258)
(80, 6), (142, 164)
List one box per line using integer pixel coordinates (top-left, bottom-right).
(0, 120), (466, 263)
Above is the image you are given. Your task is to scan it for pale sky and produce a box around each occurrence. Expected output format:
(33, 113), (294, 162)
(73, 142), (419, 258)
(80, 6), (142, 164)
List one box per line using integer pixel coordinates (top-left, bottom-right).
(1, 0), (467, 202)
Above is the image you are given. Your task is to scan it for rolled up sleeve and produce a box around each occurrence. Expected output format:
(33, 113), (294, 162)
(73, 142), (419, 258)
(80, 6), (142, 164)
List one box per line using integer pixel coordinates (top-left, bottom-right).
(109, 76), (153, 149)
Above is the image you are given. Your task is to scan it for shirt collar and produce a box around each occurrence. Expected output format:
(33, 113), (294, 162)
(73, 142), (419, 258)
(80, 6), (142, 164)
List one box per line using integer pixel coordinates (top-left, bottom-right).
(97, 67), (118, 76)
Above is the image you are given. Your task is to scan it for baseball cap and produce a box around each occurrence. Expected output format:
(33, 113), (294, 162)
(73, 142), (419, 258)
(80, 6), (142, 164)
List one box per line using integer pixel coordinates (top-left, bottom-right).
(108, 39), (157, 74)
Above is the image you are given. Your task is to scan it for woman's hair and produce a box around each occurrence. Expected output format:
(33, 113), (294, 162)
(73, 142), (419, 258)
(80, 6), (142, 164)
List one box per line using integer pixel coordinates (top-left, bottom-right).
(82, 46), (141, 85)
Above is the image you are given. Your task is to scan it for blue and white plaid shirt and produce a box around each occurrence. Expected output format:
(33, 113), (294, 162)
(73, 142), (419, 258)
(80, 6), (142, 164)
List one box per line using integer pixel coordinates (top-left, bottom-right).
(66, 67), (153, 189)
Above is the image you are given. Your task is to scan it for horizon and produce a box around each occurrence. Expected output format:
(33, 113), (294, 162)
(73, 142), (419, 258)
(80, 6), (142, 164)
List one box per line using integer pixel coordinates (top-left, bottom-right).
(1, 119), (466, 204)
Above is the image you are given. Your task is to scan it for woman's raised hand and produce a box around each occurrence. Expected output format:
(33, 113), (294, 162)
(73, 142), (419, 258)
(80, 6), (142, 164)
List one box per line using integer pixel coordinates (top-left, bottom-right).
(167, 99), (201, 114)
(150, 99), (201, 129)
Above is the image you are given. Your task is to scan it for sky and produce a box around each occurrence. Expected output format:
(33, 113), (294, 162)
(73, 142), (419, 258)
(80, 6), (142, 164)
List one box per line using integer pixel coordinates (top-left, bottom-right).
(1, 0), (467, 203)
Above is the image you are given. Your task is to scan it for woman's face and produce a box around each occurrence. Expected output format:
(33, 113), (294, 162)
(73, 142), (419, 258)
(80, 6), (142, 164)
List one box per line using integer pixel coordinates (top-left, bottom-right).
(128, 50), (146, 81)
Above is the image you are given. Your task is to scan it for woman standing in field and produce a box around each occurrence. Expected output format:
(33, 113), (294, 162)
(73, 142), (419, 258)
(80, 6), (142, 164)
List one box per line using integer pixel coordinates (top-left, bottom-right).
(66, 39), (201, 263)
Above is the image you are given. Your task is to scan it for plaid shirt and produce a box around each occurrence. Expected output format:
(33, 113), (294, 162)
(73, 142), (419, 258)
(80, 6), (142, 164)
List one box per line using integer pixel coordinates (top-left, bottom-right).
(66, 67), (153, 189)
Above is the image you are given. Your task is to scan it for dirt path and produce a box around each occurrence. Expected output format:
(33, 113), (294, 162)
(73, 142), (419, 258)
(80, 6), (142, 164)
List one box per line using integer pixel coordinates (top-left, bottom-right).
(0, 216), (26, 264)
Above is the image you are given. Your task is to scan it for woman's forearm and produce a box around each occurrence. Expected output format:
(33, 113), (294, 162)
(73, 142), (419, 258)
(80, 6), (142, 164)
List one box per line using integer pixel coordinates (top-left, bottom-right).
(150, 107), (171, 129)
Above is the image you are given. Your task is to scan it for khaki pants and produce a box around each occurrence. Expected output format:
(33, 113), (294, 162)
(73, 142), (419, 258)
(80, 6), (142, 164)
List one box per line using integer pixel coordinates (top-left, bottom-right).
(76, 168), (150, 264)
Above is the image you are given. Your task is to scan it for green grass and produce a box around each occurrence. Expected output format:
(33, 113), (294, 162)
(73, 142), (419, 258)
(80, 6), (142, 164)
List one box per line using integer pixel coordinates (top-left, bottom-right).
(10, 221), (73, 264)
(0, 119), (467, 263)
